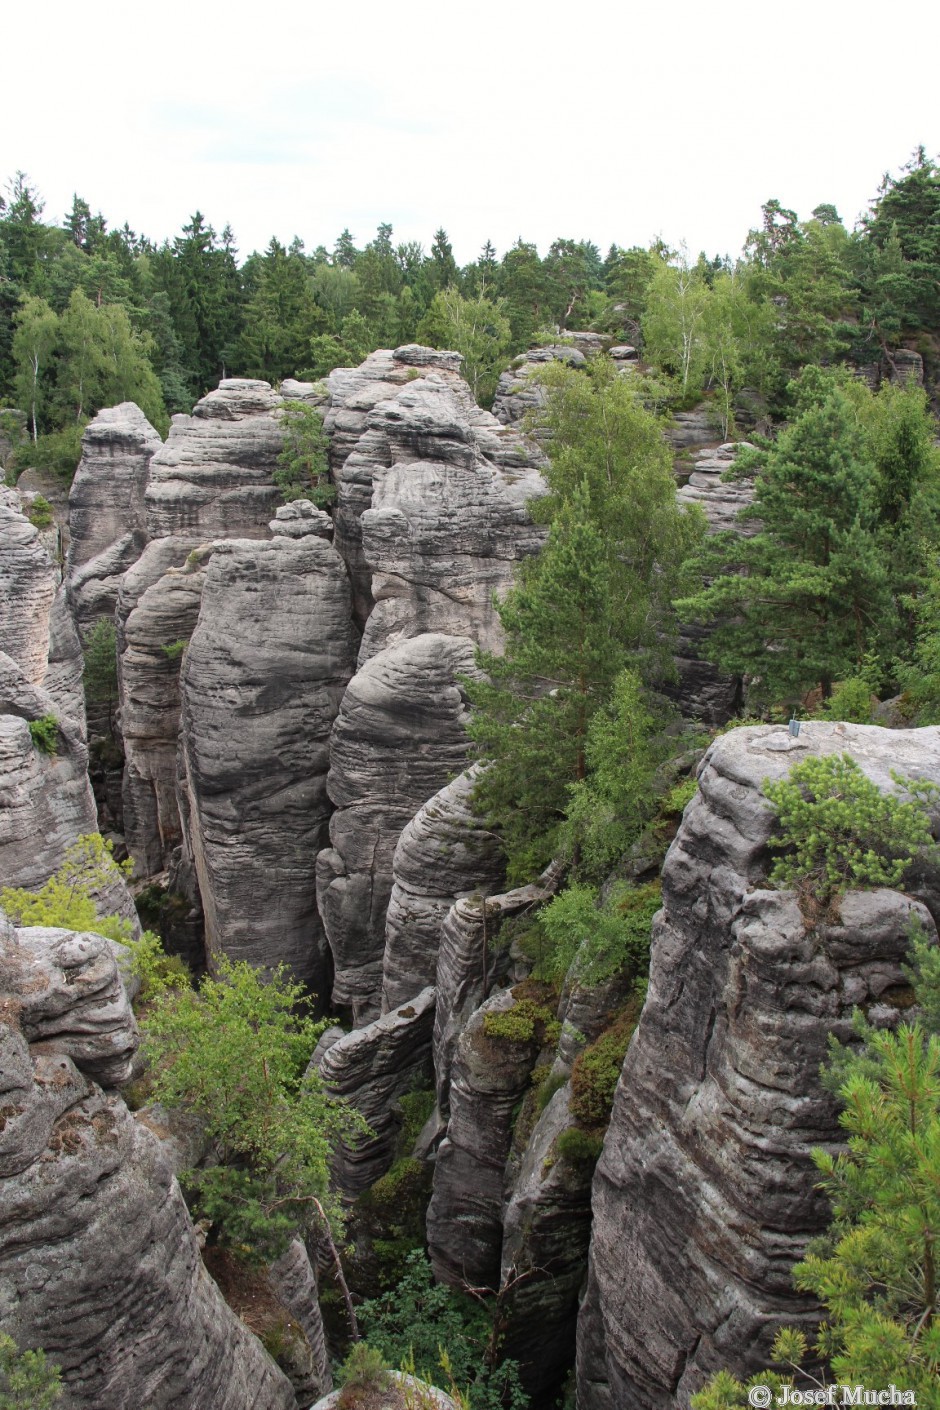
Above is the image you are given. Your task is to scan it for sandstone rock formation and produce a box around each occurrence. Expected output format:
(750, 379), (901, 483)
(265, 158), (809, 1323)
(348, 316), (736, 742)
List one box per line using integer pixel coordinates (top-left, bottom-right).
(427, 988), (545, 1289)
(0, 915), (295, 1409)
(316, 633), (478, 1023)
(117, 539), (208, 876)
(669, 442), (757, 724)
(382, 766), (505, 1012)
(315, 985), (436, 1197)
(0, 493), (57, 686)
(179, 520), (357, 993)
(66, 403), (162, 635)
(357, 376), (546, 662)
(144, 380), (285, 540)
(490, 344), (586, 432)
(577, 722), (940, 1409)
(0, 653), (98, 890)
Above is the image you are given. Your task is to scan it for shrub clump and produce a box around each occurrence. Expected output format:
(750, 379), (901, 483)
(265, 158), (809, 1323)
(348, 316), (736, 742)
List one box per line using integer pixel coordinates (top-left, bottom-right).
(763, 753), (936, 904)
(570, 1004), (639, 1129)
(536, 880), (661, 988)
(27, 714), (58, 755)
(483, 992), (560, 1047)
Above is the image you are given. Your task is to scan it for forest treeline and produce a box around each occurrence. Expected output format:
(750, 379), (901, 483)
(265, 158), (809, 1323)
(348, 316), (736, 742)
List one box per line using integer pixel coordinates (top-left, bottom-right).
(1, 148), (939, 475)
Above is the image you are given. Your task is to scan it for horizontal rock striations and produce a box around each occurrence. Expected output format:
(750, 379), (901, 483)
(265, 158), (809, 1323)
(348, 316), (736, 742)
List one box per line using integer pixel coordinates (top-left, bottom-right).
(381, 766), (505, 1012)
(144, 380), (285, 540)
(357, 376), (546, 662)
(0, 493), (58, 687)
(66, 403), (162, 635)
(577, 722), (940, 1410)
(316, 633), (479, 1023)
(179, 521), (357, 994)
(0, 916), (295, 1409)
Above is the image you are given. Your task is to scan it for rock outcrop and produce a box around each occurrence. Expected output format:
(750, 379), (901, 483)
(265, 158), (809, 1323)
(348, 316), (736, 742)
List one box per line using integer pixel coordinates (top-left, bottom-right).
(427, 988), (545, 1289)
(356, 376), (546, 662)
(0, 493), (57, 687)
(315, 986), (436, 1197)
(323, 346), (465, 622)
(0, 916), (295, 1409)
(490, 344), (586, 432)
(0, 654), (98, 891)
(382, 766), (505, 1012)
(577, 722), (940, 1409)
(66, 403), (162, 635)
(316, 633), (478, 1023)
(179, 518), (357, 993)
(117, 539), (208, 876)
(144, 380), (285, 540)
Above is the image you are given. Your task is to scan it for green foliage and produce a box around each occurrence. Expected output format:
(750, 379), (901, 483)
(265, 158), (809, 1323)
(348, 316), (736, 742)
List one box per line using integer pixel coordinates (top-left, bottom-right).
(536, 881), (661, 988)
(0, 1334), (62, 1410)
(467, 362), (702, 880)
(25, 493), (52, 528)
(535, 1070), (568, 1113)
(275, 399), (334, 507)
(81, 618), (118, 706)
(555, 1127), (604, 1166)
(160, 638), (188, 660)
(763, 754), (936, 903)
(142, 956), (365, 1259)
(27, 713), (58, 754)
(337, 1342), (391, 1400)
(662, 777), (698, 814)
(357, 1252), (528, 1410)
(569, 1007), (638, 1129)
(483, 994), (560, 1048)
(416, 286), (511, 405)
(0, 833), (133, 941)
(18, 424), (84, 481)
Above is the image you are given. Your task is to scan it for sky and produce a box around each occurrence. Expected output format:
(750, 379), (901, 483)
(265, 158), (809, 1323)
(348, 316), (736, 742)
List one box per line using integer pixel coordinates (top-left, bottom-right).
(3, 0), (938, 266)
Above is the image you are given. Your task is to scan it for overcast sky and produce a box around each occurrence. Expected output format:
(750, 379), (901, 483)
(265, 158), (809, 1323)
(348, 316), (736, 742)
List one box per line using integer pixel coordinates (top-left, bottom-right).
(3, 0), (938, 266)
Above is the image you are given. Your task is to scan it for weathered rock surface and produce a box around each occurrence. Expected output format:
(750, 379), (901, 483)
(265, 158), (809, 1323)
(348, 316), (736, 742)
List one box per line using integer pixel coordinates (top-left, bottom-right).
(179, 523), (357, 993)
(357, 376), (546, 662)
(311, 1371), (457, 1410)
(117, 539), (208, 876)
(144, 380), (284, 540)
(44, 585), (87, 736)
(0, 919), (295, 1409)
(382, 766), (505, 1012)
(0, 654), (98, 890)
(433, 862), (564, 1117)
(323, 346), (465, 621)
(268, 1238), (332, 1404)
(316, 633), (478, 1023)
(490, 344), (586, 431)
(499, 1084), (595, 1399)
(0, 495), (57, 687)
(668, 443), (757, 724)
(315, 985), (436, 1197)
(66, 403), (162, 634)
(665, 404), (720, 452)
(427, 988), (545, 1289)
(577, 722), (940, 1410)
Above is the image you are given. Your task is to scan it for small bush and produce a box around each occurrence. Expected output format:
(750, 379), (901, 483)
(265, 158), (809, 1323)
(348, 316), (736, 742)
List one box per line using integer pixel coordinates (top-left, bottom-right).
(556, 1127), (604, 1166)
(483, 995), (560, 1047)
(28, 714), (58, 755)
(26, 494), (54, 529)
(537, 881), (660, 987)
(535, 1069), (568, 1112)
(275, 400), (334, 507)
(763, 753), (936, 903)
(0, 1332), (62, 1409)
(82, 619), (118, 708)
(1, 833), (132, 941)
(570, 1005), (638, 1129)
(338, 1342), (391, 1402)
(160, 639), (188, 660)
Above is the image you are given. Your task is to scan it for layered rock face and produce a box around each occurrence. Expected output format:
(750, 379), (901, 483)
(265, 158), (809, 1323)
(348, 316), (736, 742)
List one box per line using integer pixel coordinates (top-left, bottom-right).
(66, 402), (162, 634)
(316, 633), (478, 1022)
(0, 492), (58, 686)
(179, 519), (357, 992)
(0, 654), (98, 890)
(669, 442), (757, 724)
(117, 539), (208, 876)
(577, 722), (940, 1410)
(381, 766), (505, 1012)
(0, 918), (294, 1409)
(144, 380), (285, 540)
(357, 376), (546, 662)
